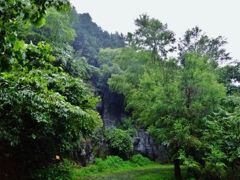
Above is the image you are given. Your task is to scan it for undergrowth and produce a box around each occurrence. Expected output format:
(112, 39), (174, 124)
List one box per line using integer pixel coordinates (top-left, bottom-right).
(73, 154), (176, 179)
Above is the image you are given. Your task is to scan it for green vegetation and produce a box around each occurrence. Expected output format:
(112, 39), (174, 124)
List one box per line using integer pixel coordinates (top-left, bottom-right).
(0, 1), (240, 179)
(73, 154), (184, 180)
(30, 159), (75, 180)
(104, 127), (133, 157)
(0, 1), (103, 179)
(108, 14), (240, 180)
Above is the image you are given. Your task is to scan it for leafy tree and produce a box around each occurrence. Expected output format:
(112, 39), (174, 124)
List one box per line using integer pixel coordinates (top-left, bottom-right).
(147, 54), (225, 179)
(217, 62), (240, 94)
(98, 48), (122, 88)
(108, 14), (235, 179)
(109, 52), (226, 179)
(178, 26), (232, 66)
(0, 42), (102, 179)
(104, 127), (133, 159)
(108, 47), (151, 97)
(0, 1), (102, 179)
(41, 7), (76, 45)
(0, 0), (70, 72)
(127, 14), (176, 62)
(199, 94), (240, 179)
(18, 5), (97, 82)
(19, 6), (76, 46)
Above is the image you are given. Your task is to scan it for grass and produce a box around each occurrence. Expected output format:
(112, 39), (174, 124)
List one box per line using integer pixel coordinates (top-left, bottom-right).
(72, 155), (186, 180)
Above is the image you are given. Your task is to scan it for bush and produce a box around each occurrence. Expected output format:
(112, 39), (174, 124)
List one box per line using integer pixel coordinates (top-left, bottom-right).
(30, 159), (74, 180)
(104, 127), (133, 154)
(105, 156), (124, 168)
(94, 156), (124, 172)
(94, 158), (108, 172)
(130, 154), (154, 166)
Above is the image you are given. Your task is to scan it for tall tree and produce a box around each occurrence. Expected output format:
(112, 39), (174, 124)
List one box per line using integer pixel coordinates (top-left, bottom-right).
(0, 1), (102, 178)
(178, 26), (231, 66)
(127, 14), (176, 62)
(109, 52), (226, 179)
(136, 53), (226, 179)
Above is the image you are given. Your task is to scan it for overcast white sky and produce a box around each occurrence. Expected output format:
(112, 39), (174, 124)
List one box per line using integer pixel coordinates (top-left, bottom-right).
(69, 0), (239, 60)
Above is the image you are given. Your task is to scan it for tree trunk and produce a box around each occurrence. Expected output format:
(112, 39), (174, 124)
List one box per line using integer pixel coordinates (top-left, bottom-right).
(174, 159), (181, 180)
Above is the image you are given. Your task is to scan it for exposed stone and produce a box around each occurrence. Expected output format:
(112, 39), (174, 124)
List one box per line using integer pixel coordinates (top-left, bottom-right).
(92, 85), (169, 163)
(132, 129), (157, 160)
(97, 87), (127, 127)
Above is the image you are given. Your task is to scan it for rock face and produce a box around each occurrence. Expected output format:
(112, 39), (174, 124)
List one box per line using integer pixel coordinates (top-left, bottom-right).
(132, 129), (157, 160)
(95, 87), (169, 163)
(97, 87), (127, 127)
(132, 129), (169, 163)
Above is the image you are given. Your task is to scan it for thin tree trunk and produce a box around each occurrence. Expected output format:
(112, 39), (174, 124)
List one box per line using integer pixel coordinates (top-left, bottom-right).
(174, 159), (181, 180)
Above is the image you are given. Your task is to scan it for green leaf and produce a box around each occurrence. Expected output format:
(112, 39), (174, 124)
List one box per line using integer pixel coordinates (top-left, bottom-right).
(7, 0), (14, 5)
(31, 134), (36, 139)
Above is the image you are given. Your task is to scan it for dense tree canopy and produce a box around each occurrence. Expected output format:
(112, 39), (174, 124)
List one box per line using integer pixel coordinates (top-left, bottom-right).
(1, 1), (240, 179)
(108, 13), (240, 179)
(0, 1), (103, 179)
(71, 13), (125, 66)
(0, 0), (71, 72)
(109, 50), (227, 179)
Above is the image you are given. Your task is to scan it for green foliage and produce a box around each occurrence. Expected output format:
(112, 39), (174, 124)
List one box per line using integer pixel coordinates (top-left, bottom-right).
(202, 146), (227, 179)
(118, 117), (137, 137)
(200, 94), (240, 179)
(108, 47), (151, 96)
(71, 13), (125, 66)
(18, 6), (93, 80)
(128, 13), (176, 61)
(19, 6), (76, 46)
(68, 56), (96, 79)
(0, 0), (70, 71)
(217, 63), (240, 94)
(30, 159), (75, 180)
(104, 127), (133, 154)
(50, 45), (95, 80)
(0, 1), (103, 179)
(178, 26), (231, 65)
(17, 5), (96, 81)
(179, 53), (226, 118)
(0, 65), (102, 178)
(45, 7), (76, 45)
(179, 150), (201, 173)
(95, 156), (124, 172)
(97, 48), (122, 87)
(73, 155), (161, 179)
(109, 48), (227, 179)
(120, 117), (133, 130)
(74, 156), (125, 177)
(130, 154), (154, 166)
